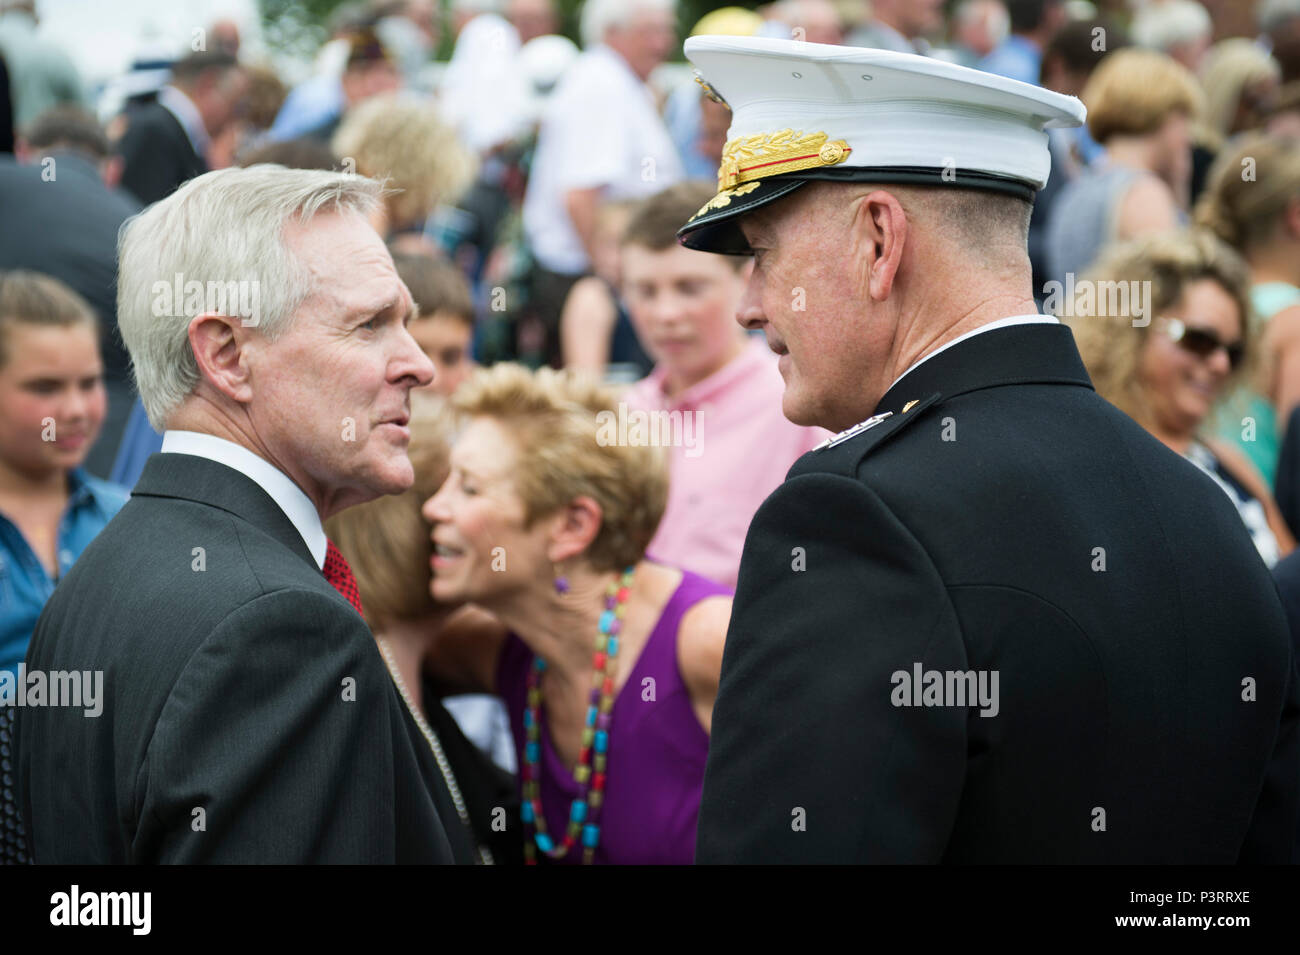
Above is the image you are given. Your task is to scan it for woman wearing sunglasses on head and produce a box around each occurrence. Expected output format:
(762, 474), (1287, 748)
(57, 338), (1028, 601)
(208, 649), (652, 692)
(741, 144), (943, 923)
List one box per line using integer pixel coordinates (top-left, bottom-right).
(1069, 229), (1295, 567)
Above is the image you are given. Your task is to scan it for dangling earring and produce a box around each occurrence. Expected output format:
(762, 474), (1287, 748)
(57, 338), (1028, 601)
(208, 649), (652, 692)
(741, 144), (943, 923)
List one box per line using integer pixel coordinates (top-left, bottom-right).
(553, 563), (569, 596)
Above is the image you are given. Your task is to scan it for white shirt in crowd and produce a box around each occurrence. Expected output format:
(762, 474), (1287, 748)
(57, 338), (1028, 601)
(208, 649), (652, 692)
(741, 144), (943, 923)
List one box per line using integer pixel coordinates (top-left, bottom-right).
(522, 44), (684, 275)
(439, 14), (530, 154)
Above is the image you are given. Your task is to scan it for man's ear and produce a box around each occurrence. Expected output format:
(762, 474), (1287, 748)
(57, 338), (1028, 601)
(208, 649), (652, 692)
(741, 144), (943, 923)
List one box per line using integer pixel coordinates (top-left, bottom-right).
(188, 313), (256, 405)
(545, 495), (604, 565)
(849, 190), (908, 302)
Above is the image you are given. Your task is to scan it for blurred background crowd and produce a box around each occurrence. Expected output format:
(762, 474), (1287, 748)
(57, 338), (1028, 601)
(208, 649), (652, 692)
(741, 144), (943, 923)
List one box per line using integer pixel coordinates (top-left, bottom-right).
(4, 0), (1300, 863)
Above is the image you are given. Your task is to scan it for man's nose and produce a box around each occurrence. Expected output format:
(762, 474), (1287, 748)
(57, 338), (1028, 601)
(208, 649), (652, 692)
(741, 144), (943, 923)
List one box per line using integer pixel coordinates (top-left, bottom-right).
(397, 326), (436, 388)
(736, 271), (765, 331)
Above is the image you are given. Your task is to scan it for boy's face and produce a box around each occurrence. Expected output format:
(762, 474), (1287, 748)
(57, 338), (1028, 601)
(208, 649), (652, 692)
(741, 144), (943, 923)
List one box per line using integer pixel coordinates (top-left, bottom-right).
(621, 242), (749, 385)
(408, 311), (474, 398)
(0, 323), (106, 479)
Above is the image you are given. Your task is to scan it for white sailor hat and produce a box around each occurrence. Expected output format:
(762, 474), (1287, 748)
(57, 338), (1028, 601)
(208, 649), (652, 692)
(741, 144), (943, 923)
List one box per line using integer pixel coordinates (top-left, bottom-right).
(677, 36), (1087, 254)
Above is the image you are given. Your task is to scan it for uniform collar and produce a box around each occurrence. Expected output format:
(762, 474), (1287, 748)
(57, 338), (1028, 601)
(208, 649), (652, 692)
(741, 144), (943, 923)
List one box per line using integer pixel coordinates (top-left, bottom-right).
(886, 315), (1059, 394)
(876, 321), (1093, 415)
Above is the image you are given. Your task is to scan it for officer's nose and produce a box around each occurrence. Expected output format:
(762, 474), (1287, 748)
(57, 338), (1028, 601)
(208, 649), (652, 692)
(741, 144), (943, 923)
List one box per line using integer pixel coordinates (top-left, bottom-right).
(736, 266), (765, 331)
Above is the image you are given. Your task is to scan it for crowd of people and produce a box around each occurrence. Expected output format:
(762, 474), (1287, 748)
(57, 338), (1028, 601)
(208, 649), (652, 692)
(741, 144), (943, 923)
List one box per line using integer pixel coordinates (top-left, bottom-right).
(2, 0), (1299, 866)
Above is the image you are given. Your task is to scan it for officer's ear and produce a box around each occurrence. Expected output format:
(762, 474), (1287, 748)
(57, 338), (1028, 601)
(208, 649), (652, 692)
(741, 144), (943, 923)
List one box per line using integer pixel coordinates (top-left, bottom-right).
(848, 190), (908, 302)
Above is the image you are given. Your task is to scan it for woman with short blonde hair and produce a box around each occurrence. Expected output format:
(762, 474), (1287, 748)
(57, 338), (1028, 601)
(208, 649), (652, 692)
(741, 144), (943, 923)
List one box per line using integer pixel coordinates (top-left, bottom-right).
(1046, 48), (1204, 285)
(1067, 229), (1292, 564)
(1083, 47), (1205, 146)
(419, 363), (732, 864)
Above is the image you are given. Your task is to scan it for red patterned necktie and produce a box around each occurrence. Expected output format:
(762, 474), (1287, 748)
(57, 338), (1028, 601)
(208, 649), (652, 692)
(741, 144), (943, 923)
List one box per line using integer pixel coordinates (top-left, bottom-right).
(323, 539), (365, 617)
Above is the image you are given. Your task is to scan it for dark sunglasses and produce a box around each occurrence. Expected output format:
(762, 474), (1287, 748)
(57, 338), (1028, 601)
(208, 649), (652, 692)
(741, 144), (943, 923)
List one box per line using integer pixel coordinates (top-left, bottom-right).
(1160, 317), (1245, 370)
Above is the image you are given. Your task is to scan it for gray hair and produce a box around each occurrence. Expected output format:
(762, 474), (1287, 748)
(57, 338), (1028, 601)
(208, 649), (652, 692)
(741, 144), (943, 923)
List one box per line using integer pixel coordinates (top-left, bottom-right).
(1131, 0), (1211, 53)
(579, 0), (675, 49)
(117, 165), (383, 431)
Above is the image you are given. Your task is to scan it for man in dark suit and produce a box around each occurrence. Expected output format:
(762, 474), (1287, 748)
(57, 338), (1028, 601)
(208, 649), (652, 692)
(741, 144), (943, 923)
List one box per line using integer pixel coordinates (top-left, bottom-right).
(679, 37), (1298, 863)
(0, 106), (140, 478)
(116, 50), (247, 206)
(15, 164), (463, 863)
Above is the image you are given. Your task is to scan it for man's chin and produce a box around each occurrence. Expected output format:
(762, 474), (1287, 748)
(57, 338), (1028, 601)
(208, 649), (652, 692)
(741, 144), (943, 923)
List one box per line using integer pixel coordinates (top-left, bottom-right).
(781, 387), (818, 429)
(349, 458), (416, 504)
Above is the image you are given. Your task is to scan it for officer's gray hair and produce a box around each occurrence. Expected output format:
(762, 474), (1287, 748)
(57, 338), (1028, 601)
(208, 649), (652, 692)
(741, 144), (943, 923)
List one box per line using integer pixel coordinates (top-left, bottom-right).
(580, 0), (675, 49)
(116, 165), (383, 431)
(816, 181), (1032, 257)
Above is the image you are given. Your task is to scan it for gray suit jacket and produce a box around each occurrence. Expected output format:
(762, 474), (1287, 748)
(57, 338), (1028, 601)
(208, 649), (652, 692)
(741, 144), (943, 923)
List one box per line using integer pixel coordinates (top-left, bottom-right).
(16, 452), (459, 863)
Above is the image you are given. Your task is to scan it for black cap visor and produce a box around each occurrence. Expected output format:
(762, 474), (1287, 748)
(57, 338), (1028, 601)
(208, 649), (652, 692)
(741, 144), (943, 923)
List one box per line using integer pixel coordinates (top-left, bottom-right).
(678, 166), (1037, 254)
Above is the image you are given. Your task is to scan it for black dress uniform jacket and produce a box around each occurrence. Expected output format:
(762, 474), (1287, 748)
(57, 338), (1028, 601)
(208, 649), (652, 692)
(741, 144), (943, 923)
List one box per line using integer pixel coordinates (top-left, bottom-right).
(16, 453), (458, 863)
(696, 322), (1299, 863)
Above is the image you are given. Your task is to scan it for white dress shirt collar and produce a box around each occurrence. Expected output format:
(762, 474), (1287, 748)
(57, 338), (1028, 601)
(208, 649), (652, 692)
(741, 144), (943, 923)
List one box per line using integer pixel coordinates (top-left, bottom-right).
(157, 84), (211, 159)
(887, 314), (1060, 394)
(161, 430), (327, 569)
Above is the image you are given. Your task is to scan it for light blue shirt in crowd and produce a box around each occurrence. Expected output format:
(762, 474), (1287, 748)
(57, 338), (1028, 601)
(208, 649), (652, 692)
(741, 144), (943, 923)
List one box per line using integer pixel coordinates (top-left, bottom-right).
(978, 34), (1042, 86)
(0, 469), (129, 677)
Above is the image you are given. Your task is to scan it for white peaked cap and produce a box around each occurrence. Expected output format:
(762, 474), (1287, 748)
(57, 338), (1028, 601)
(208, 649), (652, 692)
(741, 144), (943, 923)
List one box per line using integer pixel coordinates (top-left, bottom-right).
(677, 36), (1087, 254)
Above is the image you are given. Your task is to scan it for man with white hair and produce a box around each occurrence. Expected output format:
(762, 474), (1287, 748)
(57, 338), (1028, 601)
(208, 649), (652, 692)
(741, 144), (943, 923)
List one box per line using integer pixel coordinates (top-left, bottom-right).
(14, 166), (473, 863)
(949, 0), (1010, 67)
(1131, 0), (1212, 74)
(520, 0), (683, 364)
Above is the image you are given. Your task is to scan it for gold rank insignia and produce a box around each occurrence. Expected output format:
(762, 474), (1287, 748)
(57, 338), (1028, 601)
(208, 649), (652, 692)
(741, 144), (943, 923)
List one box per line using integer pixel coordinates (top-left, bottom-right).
(716, 128), (852, 191)
(689, 181), (761, 222)
(902, 400), (919, 413)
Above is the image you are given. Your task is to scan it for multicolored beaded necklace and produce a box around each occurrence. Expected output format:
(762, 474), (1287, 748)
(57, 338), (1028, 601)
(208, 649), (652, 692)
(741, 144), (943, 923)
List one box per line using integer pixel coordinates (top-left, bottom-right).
(522, 565), (635, 865)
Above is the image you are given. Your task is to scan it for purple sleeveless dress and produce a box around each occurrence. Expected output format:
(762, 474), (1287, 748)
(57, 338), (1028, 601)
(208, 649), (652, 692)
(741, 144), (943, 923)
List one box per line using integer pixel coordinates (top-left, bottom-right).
(496, 568), (732, 864)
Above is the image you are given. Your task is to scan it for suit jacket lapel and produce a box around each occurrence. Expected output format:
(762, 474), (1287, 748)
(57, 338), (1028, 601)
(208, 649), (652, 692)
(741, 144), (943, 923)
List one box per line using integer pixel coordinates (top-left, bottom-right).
(131, 452), (318, 569)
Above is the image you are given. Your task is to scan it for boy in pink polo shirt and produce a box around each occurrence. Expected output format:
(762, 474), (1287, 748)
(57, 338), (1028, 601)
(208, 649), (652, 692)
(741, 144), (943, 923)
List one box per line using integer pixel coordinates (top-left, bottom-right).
(620, 182), (829, 589)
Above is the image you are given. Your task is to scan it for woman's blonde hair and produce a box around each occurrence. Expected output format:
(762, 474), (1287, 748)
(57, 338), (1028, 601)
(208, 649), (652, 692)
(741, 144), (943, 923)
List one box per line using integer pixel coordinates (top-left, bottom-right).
(1198, 38), (1281, 144)
(1082, 48), (1204, 144)
(1067, 229), (1254, 429)
(1195, 133), (1300, 253)
(452, 363), (668, 572)
(332, 94), (478, 230)
(324, 395), (456, 629)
